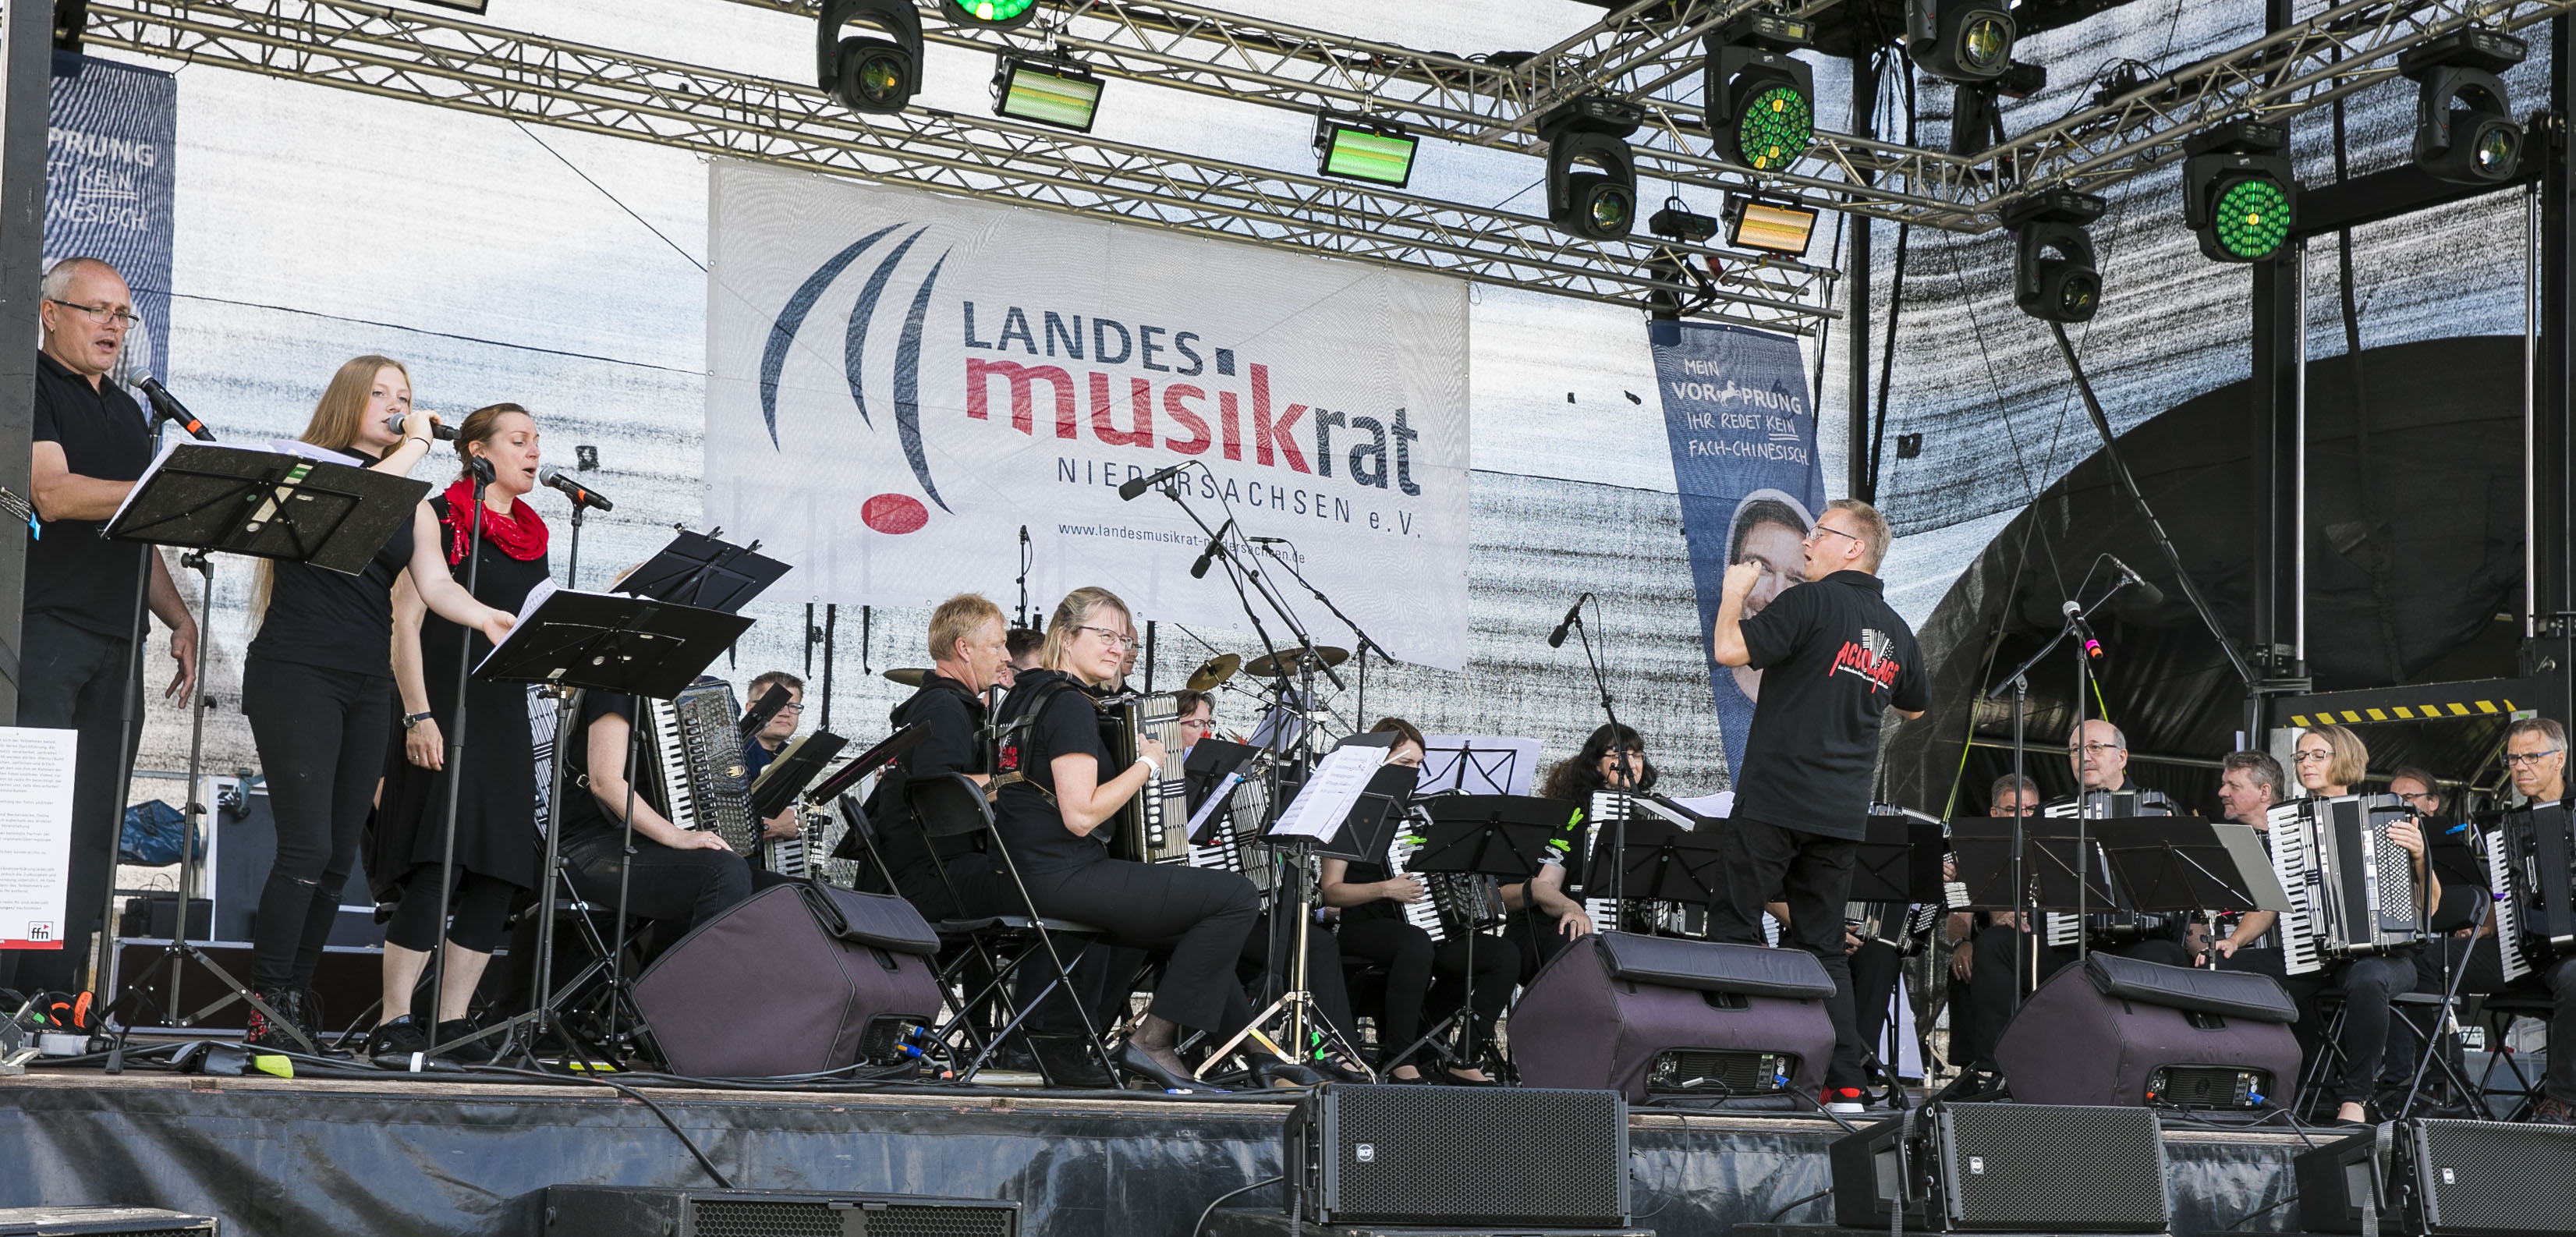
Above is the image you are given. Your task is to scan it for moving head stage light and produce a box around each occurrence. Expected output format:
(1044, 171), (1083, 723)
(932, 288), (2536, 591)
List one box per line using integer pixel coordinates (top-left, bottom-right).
(2183, 119), (2297, 263)
(819, 0), (923, 114)
(2403, 29), (2528, 185)
(1544, 96), (1645, 242)
(1908, 0), (2014, 82)
(2005, 188), (2106, 323)
(1705, 16), (1815, 172)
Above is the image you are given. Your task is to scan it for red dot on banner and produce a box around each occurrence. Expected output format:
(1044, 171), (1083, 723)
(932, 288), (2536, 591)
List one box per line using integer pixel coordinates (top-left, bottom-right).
(862, 493), (929, 534)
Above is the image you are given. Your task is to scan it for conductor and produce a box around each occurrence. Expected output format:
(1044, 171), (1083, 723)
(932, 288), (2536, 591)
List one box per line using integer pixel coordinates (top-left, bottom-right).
(1709, 498), (1927, 1114)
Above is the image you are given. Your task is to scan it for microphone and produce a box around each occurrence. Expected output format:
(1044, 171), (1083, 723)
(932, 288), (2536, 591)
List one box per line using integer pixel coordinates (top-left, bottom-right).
(537, 464), (614, 512)
(383, 413), (458, 441)
(2063, 600), (2105, 661)
(1118, 462), (1191, 501)
(1547, 593), (1590, 649)
(136, 377), (214, 441)
(1190, 519), (1233, 580)
(2106, 555), (2167, 608)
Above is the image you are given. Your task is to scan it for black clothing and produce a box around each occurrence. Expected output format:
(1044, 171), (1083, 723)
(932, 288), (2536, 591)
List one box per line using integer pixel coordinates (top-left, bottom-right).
(743, 737), (779, 781)
(1963, 923), (2183, 1065)
(1014, 859), (1257, 1034)
(850, 672), (994, 920)
(1731, 570), (1926, 840)
(248, 494), (414, 678)
(1708, 815), (1869, 1090)
(556, 691), (645, 850)
(1503, 906), (1585, 984)
(2542, 955), (2576, 1105)
(371, 494), (547, 899)
(383, 865), (520, 955)
(1337, 917), (1517, 1069)
(27, 352), (151, 637)
(560, 832), (753, 937)
(991, 668), (1121, 872)
(2, 613), (140, 994)
(243, 657), (393, 989)
(1851, 937), (1903, 1072)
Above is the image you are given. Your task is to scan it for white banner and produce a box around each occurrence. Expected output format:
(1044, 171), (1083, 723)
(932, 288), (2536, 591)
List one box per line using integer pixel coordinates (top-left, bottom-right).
(704, 161), (1472, 669)
(0, 727), (79, 952)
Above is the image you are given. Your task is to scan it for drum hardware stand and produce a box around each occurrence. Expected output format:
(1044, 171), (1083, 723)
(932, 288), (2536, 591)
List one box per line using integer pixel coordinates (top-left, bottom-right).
(1259, 540), (1394, 730)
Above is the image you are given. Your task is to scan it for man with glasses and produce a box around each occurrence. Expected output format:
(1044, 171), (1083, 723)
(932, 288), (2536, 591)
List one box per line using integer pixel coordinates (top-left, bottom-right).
(6, 257), (200, 1000)
(2496, 718), (2576, 1122)
(2046, 720), (2189, 966)
(741, 670), (806, 859)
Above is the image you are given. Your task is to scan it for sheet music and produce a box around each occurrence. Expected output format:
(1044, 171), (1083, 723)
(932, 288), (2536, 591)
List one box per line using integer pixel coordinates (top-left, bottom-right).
(1184, 771), (1245, 842)
(470, 578), (630, 675)
(1419, 735), (1540, 796)
(1268, 745), (1390, 841)
(1664, 791), (1734, 819)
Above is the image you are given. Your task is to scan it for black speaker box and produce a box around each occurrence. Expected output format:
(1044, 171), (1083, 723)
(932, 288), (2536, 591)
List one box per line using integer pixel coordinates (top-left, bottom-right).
(542, 1187), (1016, 1237)
(1830, 1102), (2170, 1233)
(1284, 1083), (1630, 1228)
(0, 1207), (217, 1235)
(631, 881), (942, 1078)
(209, 780), (379, 947)
(1508, 930), (1837, 1103)
(1995, 952), (2300, 1110)
(2296, 1118), (2576, 1235)
(119, 894), (211, 941)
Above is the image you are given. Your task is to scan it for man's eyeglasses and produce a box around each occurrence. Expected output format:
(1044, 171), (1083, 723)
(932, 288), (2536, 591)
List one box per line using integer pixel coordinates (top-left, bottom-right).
(1803, 524), (1861, 546)
(47, 299), (139, 328)
(2068, 742), (2122, 757)
(2503, 749), (2566, 769)
(773, 702), (803, 714)
(1073, 625), (1138, 649)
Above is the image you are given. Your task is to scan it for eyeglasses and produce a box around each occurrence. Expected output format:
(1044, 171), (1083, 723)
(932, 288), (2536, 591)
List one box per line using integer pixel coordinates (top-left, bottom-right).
(2068, 742), (2122, 757)
(2292, 749), (2333, 764)
(774, 702), (803, 714)
(1803, 524), (1861, 546)
(2503, 750), (2566, 768)
(1180, 718), (1216, 732)
(1073, 625), (1138, 649)
(47, 299), (139, 328)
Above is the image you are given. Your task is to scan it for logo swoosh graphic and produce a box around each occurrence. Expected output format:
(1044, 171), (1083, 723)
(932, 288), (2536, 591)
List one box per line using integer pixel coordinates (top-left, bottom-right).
(843, 227), (930, 430)
(893, 250), (951, 512)
(759, 223), (902, 448)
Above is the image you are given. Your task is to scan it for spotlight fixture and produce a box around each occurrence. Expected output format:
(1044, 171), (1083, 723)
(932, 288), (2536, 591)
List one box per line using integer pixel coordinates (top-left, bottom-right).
(2401, 30), (2528, 185)
(2003, 189), (2106, 323)
(1704, 16), (1815, 172)
(1313, 114), (1419, 188)
(1649, 197), (1720, 243)
(1907, 0), (2014, 83)
(2182, 119), (2298, 263)
(818, 0), (923, 115)
(1724, 196), (1818, 256)
(993, 55), (1102, 132)
(944, 0), (1038, 29)
(1543, 96), (1644, 242)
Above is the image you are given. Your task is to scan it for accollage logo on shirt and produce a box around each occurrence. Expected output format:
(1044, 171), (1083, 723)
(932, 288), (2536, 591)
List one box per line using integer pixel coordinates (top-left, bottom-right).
(1829, 626), (1901, 691)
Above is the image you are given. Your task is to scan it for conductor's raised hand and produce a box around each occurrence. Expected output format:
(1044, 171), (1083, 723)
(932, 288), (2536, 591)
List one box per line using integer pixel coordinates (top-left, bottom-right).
(1721, 561), (1763, 599)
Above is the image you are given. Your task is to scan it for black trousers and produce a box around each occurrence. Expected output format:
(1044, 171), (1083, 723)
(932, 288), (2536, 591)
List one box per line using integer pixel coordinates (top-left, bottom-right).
(1503, 906), (1583, 985)
(1337, 916), (1518, 1068)
(561, 833), (753, 936)
(5, 613), (143, 996)
(1709, 817), (1866, 1090)
(241, 657), (392, 991)
(2541, 954), (2576, 1105)
(1851, 938), (1903, 1071)
(1015, 857), (1258, 1035)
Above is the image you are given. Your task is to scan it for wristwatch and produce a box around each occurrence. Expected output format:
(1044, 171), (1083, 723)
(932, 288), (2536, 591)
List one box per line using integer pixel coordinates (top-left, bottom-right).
(402, 711), (436, 731)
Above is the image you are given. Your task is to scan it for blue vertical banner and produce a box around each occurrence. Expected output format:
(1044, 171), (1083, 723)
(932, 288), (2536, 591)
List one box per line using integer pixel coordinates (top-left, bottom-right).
(47, 53), (177, 381)
(1652, 322), (1825, 781)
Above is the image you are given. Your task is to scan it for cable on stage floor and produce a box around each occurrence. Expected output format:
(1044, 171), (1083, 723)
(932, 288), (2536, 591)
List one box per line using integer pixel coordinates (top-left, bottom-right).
(1188, 1174), (1281, 1237)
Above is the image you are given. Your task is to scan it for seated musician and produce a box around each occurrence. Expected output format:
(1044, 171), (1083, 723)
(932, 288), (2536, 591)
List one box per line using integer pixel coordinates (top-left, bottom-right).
(848, 596), (1008, 922)
(740, 670), (806, 871)
(1321, 718), (1518, 1084)
(1501, 724), (1648, 980)
(1951, 771), (2040, 1068)
(2207, 750), (2293, 976)
(2048, 720), (2190, 967)
(990, 587), (1281, 1091)
(2379, 764), (2509, 1090)
(554, 690), (756, 942)
(2486, 718), (2576, 1124)
(2219, 724), (2434, 1125)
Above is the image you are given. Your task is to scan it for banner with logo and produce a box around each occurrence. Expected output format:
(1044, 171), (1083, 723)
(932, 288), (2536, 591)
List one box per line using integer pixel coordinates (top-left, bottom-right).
(48, 54), (177, 380)
(705, 161), (1472, 668)
(1652, 322), (1825, 778)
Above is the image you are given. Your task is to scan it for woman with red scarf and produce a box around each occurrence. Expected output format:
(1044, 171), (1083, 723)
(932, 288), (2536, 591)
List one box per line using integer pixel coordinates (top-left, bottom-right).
(367, 402), (553, 1058)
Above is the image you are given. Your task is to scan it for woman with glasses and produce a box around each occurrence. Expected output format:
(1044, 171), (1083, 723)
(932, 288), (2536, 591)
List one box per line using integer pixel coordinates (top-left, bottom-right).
(990, 587), (1276, 1091)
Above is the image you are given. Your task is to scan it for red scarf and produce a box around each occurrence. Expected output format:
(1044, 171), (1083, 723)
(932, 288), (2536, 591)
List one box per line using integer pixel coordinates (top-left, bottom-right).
(439, 479), (549, 565)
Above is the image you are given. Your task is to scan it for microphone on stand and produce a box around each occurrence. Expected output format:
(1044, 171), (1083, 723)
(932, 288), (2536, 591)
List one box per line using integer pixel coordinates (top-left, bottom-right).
(2062, 600), (2105, 661)
(1118, 461), (1191, 501)
(384, 413), (459, 441)
(537, 464), (615, 512)
(2105, 555), (2167, 608)
(136, 377), (215, 441)
(1190, 519), (1234, 580)
(467, 454), (496, 496)
(1547, 593), (1591, 649)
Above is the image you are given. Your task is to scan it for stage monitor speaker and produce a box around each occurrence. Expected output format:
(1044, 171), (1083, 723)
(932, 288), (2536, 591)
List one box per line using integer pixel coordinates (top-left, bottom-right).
(1830, 1102), (2170, 1233)
(1508, 930), (1837, 1103)
(1204, 1210), (1653, 1237)
(542, 1186), (1017, 1237)
(2296, 1118), (2576, 1235)
(631, 882), (941, 1078)
(0, 1207), (218, 1235)
(1285, 1083), (1629, 1228)
(1995, 952), (2299, 1110)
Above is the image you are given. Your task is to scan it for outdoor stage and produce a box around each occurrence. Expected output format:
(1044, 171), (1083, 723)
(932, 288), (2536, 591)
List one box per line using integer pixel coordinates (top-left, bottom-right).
(0, 1071), (2311, 1237)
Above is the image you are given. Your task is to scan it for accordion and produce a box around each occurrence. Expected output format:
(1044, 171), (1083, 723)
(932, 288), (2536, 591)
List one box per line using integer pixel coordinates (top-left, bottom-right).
(2484, 801), (2576, 984)
(641, 676), (756, 856)
(1100, 691), (1191, 863)
(1386, 808), (1507, 941)
(1180, 765), (1278, 891)
(2042, 789), (2179, 948)
(2265, 793), (2428, 975)
(1581, 791), (1703, 935)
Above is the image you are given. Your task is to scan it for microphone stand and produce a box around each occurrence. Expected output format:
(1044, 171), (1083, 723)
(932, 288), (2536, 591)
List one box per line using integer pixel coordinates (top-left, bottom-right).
(564, 502), (586, 591)
(94, 398), (181, 1002)
(1562, 600), (1637, 907)
(1259, 541), (1394, 727)
(424, 455), (495, 1054)
(1015, 524), (1032, 630)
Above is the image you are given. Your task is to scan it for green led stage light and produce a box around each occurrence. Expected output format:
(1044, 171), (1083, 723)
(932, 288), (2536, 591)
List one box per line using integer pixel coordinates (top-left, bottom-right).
(1313, 115), (1419, 188)
(1704, 18), (1814, 173)
(947, 0), (1039, 30)
(2212, 179), (2291, 260)
(2181, 120), (2298, 264)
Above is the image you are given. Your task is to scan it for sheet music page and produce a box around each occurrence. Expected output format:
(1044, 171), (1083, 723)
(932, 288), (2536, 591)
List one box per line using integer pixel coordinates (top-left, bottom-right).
(1184, 771), (1245, 842)
(1270, 745), (1391, 841)
(1665, 791), (1734, 819)
(470, 578), (628, 675)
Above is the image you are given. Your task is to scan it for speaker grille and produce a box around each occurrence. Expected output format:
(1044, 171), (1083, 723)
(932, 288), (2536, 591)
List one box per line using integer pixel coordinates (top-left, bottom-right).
(2415, 1119), (2576, 1233)
(685, 1200), (1016, 1237)
(1319, 1086), (1625, 1225)
(1939, 1104), (2168, 1232)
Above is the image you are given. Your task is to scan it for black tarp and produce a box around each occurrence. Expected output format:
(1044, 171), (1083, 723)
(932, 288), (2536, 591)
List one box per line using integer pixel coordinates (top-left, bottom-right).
(1887, 335), (2529, 817)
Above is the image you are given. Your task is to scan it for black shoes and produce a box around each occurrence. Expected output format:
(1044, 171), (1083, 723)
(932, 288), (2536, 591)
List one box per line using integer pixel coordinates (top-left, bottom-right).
(433, 1019), (498, 1065)
(364, 1015), (432, 1059)
(1253, 1058), (1325, 1089)
(2532, 1097), (2576, 1125)
(1029, 1035), (1119, 1089)
(1116, 1040), (1227, 1093)
(243, 988), (314, 1053)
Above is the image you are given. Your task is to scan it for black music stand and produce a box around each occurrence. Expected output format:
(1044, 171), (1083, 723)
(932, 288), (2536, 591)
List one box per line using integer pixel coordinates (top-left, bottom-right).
(99, 447), (430, 1057)
(2092, 818), (2287, 914)
(1387, 795), (1564, 1077)
(799, 723), (930, 895)
(613, 530), (789, 615)
(1321, 764), (1419, 866)
(1598, 821), (1729, 910)
(748, 733), (849, 824)
(461, 590), (753, 1066)
(1182, 738), (1261, 845)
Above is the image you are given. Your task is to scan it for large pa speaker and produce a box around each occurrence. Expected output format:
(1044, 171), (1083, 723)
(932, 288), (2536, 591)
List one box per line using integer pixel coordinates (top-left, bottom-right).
(542, 1187), (1016, 1237)
(2296, 1118), (2576, 1235)
(1508, 930), (1837, 1103)
(1830, 1102), (2170, 1232)
(1995, 952), (2300, 1110)
(631, 882), (941, 1078)
(1204, 1210), (1651, 1237)
(1284, 1083), (1629, 1227)
(0, 1207), (217, 1235)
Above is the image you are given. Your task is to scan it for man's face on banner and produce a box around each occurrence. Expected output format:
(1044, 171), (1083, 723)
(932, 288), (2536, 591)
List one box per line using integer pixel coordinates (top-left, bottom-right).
(1738, 519), (1807, 618)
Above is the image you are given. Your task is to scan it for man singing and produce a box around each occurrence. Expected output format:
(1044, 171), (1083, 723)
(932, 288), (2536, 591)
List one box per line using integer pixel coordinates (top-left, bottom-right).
(1710, 498), (1926, 1113)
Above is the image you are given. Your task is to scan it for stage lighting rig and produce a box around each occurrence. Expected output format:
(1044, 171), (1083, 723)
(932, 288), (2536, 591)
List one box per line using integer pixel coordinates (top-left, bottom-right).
(2401, 29), (2528, 185)
(2004, 189), (2105, 323)
(819, 0), (923, 115)
(1908, 0), (2014, 83)
(1724, 196), (1818, 257)
(1704, 16), (1815, 173)
(944, 0), (1039, 30)
(2182, 119), (2297, 263)
(1314, 113), (1419, 188)
(1649, 197), (1720, 244)
(993, 55), (1103, 131)
(1543, 96), (1644, 242)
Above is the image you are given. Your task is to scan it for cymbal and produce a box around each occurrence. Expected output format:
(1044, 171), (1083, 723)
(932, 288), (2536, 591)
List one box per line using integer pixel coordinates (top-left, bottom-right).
(882, 667), (928, 687)
(1244, 646), (1348, 679)
(1185, 654), (1241, 692)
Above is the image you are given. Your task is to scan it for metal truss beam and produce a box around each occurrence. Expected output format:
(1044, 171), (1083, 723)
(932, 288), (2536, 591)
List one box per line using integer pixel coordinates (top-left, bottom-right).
(80, 0), (1840, 330)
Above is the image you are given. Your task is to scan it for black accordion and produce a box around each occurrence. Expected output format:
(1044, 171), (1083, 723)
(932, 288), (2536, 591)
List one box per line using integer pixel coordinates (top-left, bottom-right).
(2484, 800), (2576, 984)
(2265, 792), (2428, 975)
(640, 676), (755, 855)
(1098, 690), (1190, 863)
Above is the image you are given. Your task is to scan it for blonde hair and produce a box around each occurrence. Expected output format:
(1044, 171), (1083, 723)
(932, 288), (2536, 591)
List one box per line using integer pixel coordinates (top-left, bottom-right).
(928, 593), (1005, 663)
(1825, 498), (1892, 571)
(255, 356), (413, 626)
(2301, 723), (2371, 792)
(1041, 587), (1131, 677)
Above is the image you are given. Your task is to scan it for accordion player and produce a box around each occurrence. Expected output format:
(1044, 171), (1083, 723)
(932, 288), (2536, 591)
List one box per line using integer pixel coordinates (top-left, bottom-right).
(2481, 716), (2576, 1123)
